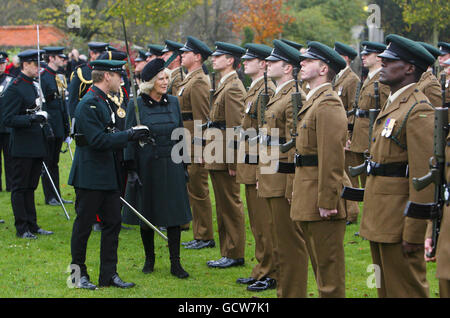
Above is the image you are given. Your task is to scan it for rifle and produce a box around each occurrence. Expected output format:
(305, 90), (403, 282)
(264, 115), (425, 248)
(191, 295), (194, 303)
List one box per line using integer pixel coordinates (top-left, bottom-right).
(341, 84), (381, 202)
(280, 67), (302, 153)
(404, 107), (448, 258)
(441, 72), (447, 107)
(347, 72), (364, 138)
(229, 72), (270, 152)
(260, 71), (270, 129)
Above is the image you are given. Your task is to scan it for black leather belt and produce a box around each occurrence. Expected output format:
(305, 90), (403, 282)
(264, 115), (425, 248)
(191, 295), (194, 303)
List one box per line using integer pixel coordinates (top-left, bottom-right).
(367, 161), (409, 177)
(182, 112), (193, 121)
(355, 109), (370, 118)
(294, 153), (318, 167)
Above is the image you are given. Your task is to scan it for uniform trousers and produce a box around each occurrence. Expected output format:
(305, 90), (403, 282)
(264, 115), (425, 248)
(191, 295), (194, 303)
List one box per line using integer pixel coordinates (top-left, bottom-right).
(71, 188), (122, 284)
(369, 241), (429, 298)
(246, 184), (276, 280)
(209, 170), (245, 259)
(298, 220), (346, 298)
(439, 279), (450, 298)
(0, 133), (12, 191)
(267, 197), (308, 298)
(41, 137), (64, 202)
(187, 163), (213, 240)
(11, 157), (43, 235)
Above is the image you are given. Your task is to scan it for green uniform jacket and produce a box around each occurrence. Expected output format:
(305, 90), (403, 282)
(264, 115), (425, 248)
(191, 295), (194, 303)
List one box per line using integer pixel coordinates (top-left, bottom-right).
(40, 66), (70, 138)
(68, 63), (92, 118)
(68, 85), (129, 190)
(1, 72), (47, 158)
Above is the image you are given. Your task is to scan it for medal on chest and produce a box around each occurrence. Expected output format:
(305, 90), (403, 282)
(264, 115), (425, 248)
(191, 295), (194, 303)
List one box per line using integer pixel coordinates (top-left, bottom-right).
(338, 86), (343, 96)
(107, 89), (126, 118)
(381, 118), (395, 138)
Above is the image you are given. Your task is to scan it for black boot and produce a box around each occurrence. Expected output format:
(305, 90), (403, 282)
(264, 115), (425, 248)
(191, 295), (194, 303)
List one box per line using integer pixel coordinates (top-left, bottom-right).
(167, 226), (189, 279)
(140, 227), (155, 274)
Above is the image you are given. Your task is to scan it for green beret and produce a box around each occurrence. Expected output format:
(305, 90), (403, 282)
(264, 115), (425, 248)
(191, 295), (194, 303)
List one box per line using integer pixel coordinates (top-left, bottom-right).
(281, 39), (303, 51)
(300, 41), (347, 73)
(212, 41), (246, 58)
(360, 41), (386, 55)
(180, 36), (213, 60)
(242, 43), (273, 60)
(438, 42), (450, 55)
(266, 39), (301, 66)
(334, 42), (358, 60)
(417, 42), (442, 59)
(147, 44), (165, 56)
(89, 59), (126, 73)
(379, 34), (436, 71)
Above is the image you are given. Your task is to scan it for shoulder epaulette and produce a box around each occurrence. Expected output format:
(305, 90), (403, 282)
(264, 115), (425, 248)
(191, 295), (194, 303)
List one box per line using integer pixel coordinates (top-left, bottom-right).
(77, 66), (93, 85)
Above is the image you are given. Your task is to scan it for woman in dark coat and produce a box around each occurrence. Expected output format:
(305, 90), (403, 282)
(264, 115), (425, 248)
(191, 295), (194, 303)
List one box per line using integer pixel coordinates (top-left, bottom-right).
(124, 58), (192, 278)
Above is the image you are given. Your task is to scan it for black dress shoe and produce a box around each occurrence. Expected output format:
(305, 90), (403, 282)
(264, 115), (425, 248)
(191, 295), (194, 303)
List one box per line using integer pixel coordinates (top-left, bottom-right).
(182, 239), (198, 246)
(99, 274), (135, 288)
(76, 276), (97, 290)
(207, 257), (244, 268)
(17, 231), (37, 239)
(62, 198), (73, 204)
(236, 277), (257, 285)
(247, 278), (276, 292)
(35, 228), (54, 235)
(206, 256), (226, 267)
(185, 239), (215, 250)
(0, 219), (4, 224)
(46, 198), (61, 206)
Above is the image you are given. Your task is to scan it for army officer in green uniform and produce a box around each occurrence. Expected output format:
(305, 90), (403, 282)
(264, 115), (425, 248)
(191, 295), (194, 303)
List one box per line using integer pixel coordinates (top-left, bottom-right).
(40, 46), (72, 206)
(124, 58), (192, 279)
(68, 42), (109, 118)
(68, 59), (150, 290)
(2, 49), (53, 239)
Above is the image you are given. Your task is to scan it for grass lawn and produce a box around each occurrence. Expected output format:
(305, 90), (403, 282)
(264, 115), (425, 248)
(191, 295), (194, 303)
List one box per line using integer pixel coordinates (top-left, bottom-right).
(0, 143), (440, 298)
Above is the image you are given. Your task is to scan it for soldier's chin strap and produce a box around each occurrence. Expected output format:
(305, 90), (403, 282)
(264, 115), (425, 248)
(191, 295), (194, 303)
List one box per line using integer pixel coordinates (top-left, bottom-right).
(164, 52), (179, 68)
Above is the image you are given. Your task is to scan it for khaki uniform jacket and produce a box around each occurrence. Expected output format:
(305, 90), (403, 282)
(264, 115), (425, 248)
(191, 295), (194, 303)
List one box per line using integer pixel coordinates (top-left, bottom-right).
(290, 84), (348, 221)
(360, 84), (434, 244)
(333, 67), (360, 113)
(349, 71), (390, 154)
(236, 77), (276, 185)
(204, 71), (246, 171)
(417, 70), (442, 108)
(257, 80), (306, 198)
(177, 67), (211, 161)
(169, 66), (184, 97)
